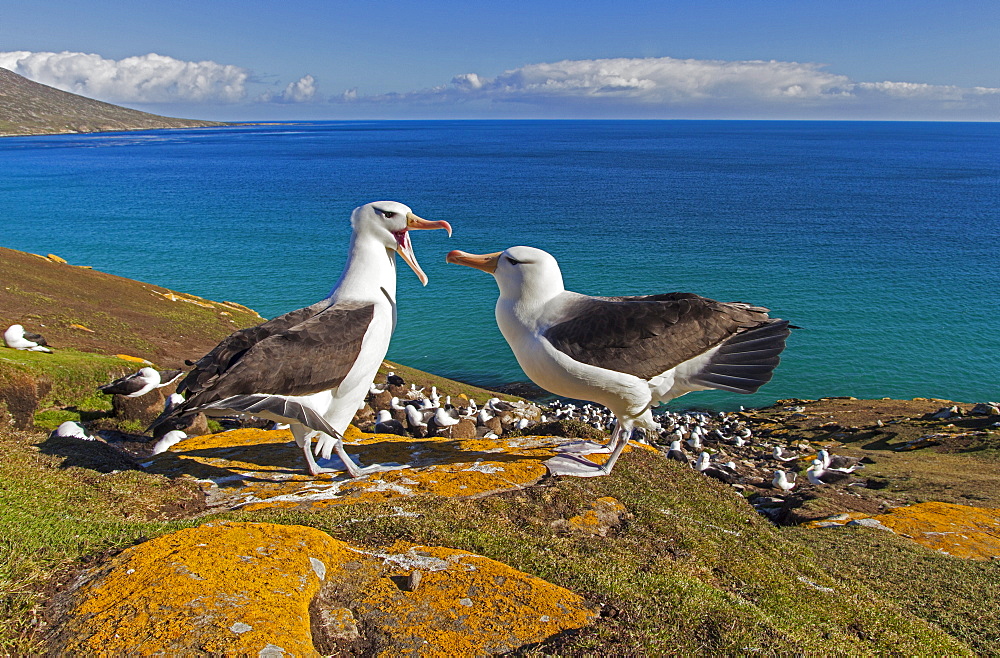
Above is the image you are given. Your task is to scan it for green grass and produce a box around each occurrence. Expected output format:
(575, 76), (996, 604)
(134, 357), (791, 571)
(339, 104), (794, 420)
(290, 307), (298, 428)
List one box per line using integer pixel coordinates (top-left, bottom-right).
(0, 348), (128, 415)
(2, 384), (996, 653)
(0, 427), (200, 653)
(786, 525), (1000, 655)
(220, 448), (971, 655)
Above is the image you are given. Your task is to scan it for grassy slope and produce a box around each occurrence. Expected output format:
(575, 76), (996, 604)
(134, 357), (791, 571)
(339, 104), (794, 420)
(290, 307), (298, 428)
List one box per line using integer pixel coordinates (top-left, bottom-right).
(0, 246), (997, 653)
(0, 247), (264, 370)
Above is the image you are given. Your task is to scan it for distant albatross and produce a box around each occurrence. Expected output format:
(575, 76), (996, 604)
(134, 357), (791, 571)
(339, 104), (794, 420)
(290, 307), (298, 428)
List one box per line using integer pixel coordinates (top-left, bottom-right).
(98, 367), (183, 397)
(151, 201), (452, 477)
(447, 245), (790, 478)
(4, 324), (52, 352)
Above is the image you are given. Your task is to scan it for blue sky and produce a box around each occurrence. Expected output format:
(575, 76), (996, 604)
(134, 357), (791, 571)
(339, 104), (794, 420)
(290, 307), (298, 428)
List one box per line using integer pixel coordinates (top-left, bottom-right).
(1, 0), (997, 120)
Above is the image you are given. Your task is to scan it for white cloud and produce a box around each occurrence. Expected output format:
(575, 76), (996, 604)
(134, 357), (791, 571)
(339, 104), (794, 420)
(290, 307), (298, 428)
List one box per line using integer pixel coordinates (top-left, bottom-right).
(258, 74), (318, 103)
(354, 56), (1000, 119)
(0, 50), (250, 104)
(281, 74), (316, 102)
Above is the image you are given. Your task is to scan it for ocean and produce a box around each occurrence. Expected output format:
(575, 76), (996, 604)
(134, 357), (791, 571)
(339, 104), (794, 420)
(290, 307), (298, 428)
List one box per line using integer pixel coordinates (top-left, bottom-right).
(1, 120), (997, 409)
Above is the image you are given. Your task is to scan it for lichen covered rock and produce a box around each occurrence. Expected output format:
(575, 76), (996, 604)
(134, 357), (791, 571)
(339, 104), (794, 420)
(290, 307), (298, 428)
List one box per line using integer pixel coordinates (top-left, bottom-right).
(554, 496), (631, 536)
(50, 522), (597, 656)
(808, 502), (1000, 560)
(50, 522), (346, 656)
(144, 427), (647, 511)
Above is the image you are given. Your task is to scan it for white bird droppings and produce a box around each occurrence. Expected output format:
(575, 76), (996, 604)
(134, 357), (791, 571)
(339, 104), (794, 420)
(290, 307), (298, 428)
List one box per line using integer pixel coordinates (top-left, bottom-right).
(309, 557), (327, 580)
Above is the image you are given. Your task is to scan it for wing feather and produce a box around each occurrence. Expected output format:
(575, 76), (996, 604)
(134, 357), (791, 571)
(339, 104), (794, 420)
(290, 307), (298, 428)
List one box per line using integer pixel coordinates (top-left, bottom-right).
(543, 293), (775, 380)
(170, 301), (376, 414)
(177, 299), (331, 395)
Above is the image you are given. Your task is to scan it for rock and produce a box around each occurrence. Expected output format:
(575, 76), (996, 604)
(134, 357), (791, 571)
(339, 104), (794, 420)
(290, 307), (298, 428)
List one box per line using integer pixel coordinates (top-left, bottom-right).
(846, 517), (892, 531)
(48, 522), (598, 656)
(553, 496), (631, 537)
(111, 389), (166, 426)
(142, 427), (654, 512)
(807, 502), (1000, 560)
(928, 405), (963, 420)
(869, 502), (1000, 559)
(970, 402), (1000, 416)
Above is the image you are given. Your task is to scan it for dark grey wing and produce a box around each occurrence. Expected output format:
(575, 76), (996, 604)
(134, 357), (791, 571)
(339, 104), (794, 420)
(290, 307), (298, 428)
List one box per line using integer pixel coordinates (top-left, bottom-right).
(23, 331), (47, 346)
(172, 301), (376, 413)
(543, 293), (779, 381)
(157, 369), (184, 387)
(98, 371), (144, 395)
(177, 298), (331, 396)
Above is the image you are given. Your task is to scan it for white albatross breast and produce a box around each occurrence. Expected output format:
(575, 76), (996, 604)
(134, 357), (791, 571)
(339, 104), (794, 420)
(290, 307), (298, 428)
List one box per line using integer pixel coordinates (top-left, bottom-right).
(447, 245), (791, 478)
(150, 201), (451, 477)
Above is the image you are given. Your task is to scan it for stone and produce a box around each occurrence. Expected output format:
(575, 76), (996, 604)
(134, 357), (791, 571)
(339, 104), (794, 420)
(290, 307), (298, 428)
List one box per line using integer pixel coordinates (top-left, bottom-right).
(554, 496), (630, 536)
(111, 389), (166, 426)
(869, 502), (1000, 559)
(970, 402), (1000, 416)
(846, 517), (891, 531)
(143, 427), (655, 512)
(809, 502), (1000, 560)
(49, 522), (598, 656)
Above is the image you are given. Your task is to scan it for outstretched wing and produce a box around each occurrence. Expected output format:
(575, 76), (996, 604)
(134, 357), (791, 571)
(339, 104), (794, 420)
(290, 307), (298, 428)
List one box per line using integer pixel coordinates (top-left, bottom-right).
(169, 300), (376, 415)
(543, 293), (777, 381)
(177, 298), (331, 396)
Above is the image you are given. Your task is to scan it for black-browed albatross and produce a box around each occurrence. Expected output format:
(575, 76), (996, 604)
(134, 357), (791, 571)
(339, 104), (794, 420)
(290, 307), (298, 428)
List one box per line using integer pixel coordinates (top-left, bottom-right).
(151, 201), (452, 477)
(3, 324), (52, 352)
(447, 245), (790, 478)
(98, 367), (183, 398)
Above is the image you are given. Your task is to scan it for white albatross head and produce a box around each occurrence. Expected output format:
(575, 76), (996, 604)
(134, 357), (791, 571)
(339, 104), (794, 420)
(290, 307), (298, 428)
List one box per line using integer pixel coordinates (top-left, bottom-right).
(352, 201), (452, 286)
(446, 245), (565, 302)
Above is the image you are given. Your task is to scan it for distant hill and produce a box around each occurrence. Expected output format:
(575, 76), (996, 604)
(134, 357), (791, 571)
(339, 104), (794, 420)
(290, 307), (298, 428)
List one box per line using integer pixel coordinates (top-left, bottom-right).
(0, 66), (228, 136)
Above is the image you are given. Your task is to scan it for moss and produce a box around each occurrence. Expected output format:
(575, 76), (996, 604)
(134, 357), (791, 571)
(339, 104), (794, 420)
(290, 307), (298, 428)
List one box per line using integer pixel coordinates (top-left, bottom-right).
(0, 349), (124, 428)
(33, 409), (82, 431)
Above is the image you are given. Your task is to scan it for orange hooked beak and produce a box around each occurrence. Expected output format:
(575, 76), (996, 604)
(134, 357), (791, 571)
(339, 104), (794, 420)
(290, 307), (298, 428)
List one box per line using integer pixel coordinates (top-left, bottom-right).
(446, 250), (501, 274)
(394, 212), (453, 286)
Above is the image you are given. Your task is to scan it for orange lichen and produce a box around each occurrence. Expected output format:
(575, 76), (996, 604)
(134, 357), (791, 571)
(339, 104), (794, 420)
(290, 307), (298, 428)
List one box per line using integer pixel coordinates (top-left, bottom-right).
(338, 540), (597, 656)
(114, 353), (153, 364)
(56, 524), (597, 656)
(872, 502), (1000, 560)
(563, 496), (629, 536)
(146, 428), (648, 512)
(68, 323), (95, 333)
(46, 253), (68, 263)
(809, 502), (1000, 560)
(158, 291), (216, 308)
(57, 522), (350, 656)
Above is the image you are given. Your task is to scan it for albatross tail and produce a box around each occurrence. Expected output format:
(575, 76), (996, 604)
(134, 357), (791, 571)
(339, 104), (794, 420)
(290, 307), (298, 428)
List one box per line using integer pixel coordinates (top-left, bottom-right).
(690, 320), (790, 394)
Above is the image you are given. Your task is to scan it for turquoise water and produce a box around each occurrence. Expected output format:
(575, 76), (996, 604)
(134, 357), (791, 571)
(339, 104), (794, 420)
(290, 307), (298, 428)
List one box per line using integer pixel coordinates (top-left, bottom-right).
(1, 120), (998, 408)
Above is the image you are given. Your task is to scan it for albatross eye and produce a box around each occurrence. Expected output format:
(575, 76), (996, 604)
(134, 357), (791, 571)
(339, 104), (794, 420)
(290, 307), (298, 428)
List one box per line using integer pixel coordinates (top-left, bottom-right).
(381, 211), (397, 219)
(505, 256), (521, 265)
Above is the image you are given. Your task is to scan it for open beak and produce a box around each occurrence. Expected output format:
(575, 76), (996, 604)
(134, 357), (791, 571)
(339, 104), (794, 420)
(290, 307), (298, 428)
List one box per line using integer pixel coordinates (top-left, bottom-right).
(394, 212), (453, 286)
(446, 250), (501, 274)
